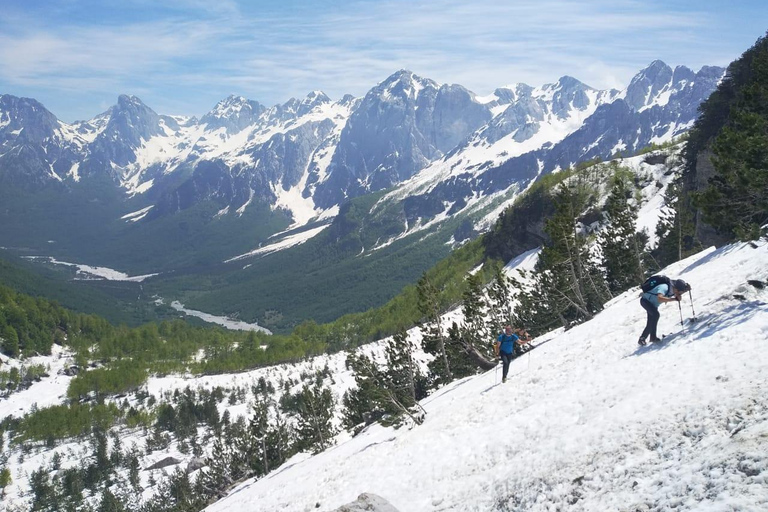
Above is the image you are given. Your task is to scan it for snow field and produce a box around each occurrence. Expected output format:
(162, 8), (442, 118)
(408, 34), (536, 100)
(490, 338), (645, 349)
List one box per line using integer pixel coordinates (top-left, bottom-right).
(205, 241), (768, 512)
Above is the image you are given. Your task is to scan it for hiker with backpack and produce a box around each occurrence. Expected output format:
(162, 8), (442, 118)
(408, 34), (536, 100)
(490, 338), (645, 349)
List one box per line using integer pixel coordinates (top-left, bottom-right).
(638, 275), (692, 345)
(494, 325), (531, 383)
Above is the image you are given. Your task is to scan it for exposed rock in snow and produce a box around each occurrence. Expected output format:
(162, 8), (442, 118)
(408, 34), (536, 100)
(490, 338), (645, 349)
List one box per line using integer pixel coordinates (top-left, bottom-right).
(146, 457), (182, 471)
(330, 493), (401, 512)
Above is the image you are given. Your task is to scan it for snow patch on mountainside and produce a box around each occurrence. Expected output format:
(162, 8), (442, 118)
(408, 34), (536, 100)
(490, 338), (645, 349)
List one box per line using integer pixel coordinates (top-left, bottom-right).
(271, 101), (354, 226)
(0, 345), (74, 420)
(382, 87), (617, 205)
(225, 224), (330, 262)
(167, 300), (271, 334)
(22, 256), (159, 282)
(121, 205), (154, 222)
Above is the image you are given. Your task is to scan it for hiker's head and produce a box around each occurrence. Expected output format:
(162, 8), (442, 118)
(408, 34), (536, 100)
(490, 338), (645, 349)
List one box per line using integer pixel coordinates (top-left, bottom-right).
(672, 279), (691, 293)
(504, 325), (513, 334)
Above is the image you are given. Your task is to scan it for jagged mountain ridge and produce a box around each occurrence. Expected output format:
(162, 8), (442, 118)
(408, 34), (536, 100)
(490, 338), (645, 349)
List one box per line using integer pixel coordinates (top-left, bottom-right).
(0, 61), (722, 237)
(372, 62), (724, 244)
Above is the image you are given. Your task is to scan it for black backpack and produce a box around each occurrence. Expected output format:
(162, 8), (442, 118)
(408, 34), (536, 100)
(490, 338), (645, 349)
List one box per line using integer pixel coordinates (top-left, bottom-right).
(641, 275), (671, 293)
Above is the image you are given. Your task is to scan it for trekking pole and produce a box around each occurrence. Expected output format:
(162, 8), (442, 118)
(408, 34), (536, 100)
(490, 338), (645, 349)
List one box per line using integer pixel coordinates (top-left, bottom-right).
(495, 360), (499, 384)
(688, 290), (697, 322)
(677, 301), (684, 328)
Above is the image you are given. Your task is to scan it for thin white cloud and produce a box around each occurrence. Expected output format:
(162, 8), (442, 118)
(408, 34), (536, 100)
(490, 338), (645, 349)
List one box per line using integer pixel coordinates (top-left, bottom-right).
(0, 0), (757, 121)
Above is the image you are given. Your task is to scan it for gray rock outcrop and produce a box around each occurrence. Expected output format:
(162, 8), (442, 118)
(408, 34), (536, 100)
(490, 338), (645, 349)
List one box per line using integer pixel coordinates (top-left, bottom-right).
(330, 493), (401, 512)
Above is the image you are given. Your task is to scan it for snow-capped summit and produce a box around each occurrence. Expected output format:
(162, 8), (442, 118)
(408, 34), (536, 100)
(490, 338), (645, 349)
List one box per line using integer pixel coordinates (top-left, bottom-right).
(296, 90), (332, 116)
(0, 94), (82, 186)
(201, 95), (266, 134)
(310, 70), (491, 207)
(373, 69), (438, 101)
(0, 94), (61, 144)
(99, 95), (170, 152)
(625, 60), (676, 111)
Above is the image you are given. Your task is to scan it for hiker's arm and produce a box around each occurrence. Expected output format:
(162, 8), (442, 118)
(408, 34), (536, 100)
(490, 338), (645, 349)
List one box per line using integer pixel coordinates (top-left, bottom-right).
(657, 294), (678, 303)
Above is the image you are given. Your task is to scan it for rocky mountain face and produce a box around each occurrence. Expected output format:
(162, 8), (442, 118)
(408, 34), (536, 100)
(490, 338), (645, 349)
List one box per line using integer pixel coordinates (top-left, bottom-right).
(0, 95), (80, 187)
(311, 71), (493, 208)
(378, 62), (724, 237)
(0, 61), (723, 260)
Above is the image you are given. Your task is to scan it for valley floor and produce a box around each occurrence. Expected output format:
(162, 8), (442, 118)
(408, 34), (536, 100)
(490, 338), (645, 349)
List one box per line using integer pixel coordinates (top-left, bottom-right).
(206, 242), (768, 512)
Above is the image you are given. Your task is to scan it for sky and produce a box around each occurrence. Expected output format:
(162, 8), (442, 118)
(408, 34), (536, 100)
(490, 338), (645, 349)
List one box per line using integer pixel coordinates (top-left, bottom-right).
(0, 0), (766, 123)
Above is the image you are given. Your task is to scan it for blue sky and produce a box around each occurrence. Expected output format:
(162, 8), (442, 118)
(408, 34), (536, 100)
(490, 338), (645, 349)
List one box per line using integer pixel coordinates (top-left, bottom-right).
(1, 0), (766, 122)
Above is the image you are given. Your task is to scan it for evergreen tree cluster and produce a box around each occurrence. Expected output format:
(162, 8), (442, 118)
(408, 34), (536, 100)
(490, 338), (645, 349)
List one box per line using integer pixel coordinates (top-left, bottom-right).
(684, 32), (768, 242)
(8, 372), (339, 512)
(342, 331), (428, 431)
(506, 162), (655, 335)
(0, 285), (70, 357)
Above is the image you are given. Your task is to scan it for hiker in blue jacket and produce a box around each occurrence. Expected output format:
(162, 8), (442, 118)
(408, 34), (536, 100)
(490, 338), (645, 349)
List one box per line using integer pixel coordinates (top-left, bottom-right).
(494, 325), (530, 383)
(638, 278), (691, 345)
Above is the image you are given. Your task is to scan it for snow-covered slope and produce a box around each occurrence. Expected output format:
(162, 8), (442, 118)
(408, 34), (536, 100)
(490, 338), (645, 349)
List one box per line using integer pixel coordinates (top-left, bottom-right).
(205, 241), (768, 512)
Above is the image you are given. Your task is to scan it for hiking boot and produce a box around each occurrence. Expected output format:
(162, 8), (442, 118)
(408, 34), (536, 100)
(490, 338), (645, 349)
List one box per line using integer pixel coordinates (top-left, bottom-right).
(650, 337), (662, 343)
(502, 377), (507, 383)
(638, 337), (647, 346)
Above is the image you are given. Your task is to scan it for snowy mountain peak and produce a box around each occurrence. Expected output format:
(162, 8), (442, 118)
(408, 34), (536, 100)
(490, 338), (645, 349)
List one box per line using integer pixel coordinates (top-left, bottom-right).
(305, 90), (330, 103)
(672, 65), (696, 84)
(554, 75), (592, 90)
(640, 59), (673, 80)
(0, 94), (60, 142)
(296, 90), (332, 116)
(201, 95), (266, 133)
(116, 94), (149, 110)
(338, 93), (357, 105)
(625, 61), (675, 111)
(376, 69), (438, 100)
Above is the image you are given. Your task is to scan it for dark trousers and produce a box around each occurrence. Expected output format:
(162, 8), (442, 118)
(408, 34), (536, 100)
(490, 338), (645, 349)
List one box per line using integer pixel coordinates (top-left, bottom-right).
(640, 298), (660, 341)
(500, 352), (514, 379)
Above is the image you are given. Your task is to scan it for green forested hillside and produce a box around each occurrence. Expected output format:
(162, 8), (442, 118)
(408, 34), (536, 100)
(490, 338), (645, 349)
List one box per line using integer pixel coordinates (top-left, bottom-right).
(686, 32), (768, 240)
(0, 252), (168, 326)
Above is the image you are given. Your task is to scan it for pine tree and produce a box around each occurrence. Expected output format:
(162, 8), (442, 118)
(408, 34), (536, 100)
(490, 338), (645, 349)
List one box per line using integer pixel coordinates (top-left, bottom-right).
(29, 468), (58, 511)
(344, 335), (426, 429)
(2, 325), (19, 357)
(486, 264), (512, 336)
(269, 402), (292, 468)
(543, 184), (606, 323)
(342, 354), (385, 430)
(460, 272), (488, 351)
(416, 274), (452, 386)
(290, 382), (336, 453)
(599, 173), (650, 292)
(126, 452), (141, 491)
(513, 183), (609, 333)
(97, 489), (126, 512)
(247, 396), (272, 475)
(384, 331), (427, 404)
(199, 437), (233, 499)
(655, 176), (700, 267)
(0, 467), (11, 497)
(450, 272), (497, 372)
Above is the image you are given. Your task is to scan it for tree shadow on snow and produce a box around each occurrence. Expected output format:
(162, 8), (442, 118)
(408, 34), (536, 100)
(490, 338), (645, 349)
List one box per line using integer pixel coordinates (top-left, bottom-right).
(627, 300), (764, 357)
(679, 244), (745, 275)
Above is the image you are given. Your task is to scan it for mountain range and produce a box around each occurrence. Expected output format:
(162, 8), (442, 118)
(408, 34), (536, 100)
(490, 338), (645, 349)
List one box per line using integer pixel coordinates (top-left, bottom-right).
(0, 60), (724, 327)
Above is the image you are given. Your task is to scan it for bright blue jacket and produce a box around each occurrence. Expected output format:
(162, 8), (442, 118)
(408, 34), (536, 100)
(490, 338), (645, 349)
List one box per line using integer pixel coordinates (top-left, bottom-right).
(642, 284), (671, 308)
(497, 333), (519, 354)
